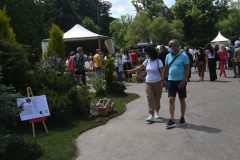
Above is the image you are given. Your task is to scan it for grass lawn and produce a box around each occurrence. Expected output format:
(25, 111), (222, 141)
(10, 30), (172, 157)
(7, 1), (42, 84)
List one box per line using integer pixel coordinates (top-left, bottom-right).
(22, 92), (139, 160)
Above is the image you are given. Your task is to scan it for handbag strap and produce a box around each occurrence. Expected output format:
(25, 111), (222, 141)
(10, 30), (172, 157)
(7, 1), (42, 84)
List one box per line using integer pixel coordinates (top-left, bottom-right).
(157, 59), (162, 78)
(168, 53), (181, 69)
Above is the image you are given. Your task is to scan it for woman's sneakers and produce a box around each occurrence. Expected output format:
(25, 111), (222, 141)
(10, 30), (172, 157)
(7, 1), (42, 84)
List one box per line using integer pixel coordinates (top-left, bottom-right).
(154, 112), (160, 119)
(146, 114), (155, 123)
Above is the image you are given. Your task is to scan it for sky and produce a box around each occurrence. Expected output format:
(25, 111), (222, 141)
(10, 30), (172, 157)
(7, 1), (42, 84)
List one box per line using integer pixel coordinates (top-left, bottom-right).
(108, 0), (176, 18)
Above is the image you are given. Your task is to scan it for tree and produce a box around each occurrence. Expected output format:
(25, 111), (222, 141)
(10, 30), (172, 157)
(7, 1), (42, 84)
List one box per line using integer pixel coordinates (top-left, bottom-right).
(172, 0), (229, 46)
(0, 9), (15, 42)
(216, 0), (240, 39)
(0, 40), (30, 93)
(109, 15), (133, 49)
(0, 66), (20, 133)
(150, 16), (184, 44)
(0, 0), (114, 49)
(125, 11), (152, 46)
(81, 17), (98, 33)
(131, 0), (173, 20)
(45, 24), (65, 58)
(0, 0), (47, 48)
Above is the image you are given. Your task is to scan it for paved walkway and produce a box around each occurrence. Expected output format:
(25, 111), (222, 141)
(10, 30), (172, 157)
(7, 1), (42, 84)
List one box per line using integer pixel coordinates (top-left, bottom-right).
(75, 69), (240, 160)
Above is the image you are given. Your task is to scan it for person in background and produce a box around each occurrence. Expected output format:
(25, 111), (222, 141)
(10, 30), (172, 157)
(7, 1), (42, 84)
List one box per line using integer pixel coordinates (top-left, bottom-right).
(196, 47), (206, 81)
(163, 39), (190, 129)
(158, 45), (169, 91)
(185, 47), (193, 81)
(114, 53), (123, 81)
(73, 47), (86, 85)
(130, 50), (138, 67)
(234, 46), (240, 78)
(122, 49), (132, 82)
(233, 40), (240, 78)
(217, 44), (228, 77)
(93, 49), (103, 74)
(65, 51), (75, 73)
(127, 46), (164, 123)
(205, 44), (218, 81)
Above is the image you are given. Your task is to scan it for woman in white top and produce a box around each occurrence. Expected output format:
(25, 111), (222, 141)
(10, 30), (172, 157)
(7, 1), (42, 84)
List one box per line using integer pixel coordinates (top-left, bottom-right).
(205, 43), (218, 81)
(127, 46), (164, 123)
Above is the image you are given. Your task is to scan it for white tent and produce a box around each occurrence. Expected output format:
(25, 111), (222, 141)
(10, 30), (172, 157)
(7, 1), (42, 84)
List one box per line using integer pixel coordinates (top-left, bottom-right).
(63, 24), (108, 42)
(42, 24), (115, 54)
(211, 31), (231, 46)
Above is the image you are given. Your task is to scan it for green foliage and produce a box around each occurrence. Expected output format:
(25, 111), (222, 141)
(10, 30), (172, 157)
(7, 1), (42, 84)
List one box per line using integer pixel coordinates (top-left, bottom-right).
(0, 39), (30, 93)
(150, 16), (184, 44)
(109, 15), (133, 49)
(0, 67), (42, 160)
(82, 17), (98, 33)
(216, 8), (240, 37)
(0, 0), (114, 48)
(1, 135), (42, 160)
(67, 87), (91, 118)
(28, 67), (90, 122)
(0, 66), (20, 133)
(125, 11), (152, 46)
(104, 55), (126, 94)
(45, 24), (65, 58)
(104, 55), (115, 91)
(0, 0), (47, 48)
(91, 73), (106, 96)
(131, 0), (173, 20)
(172, 0), (229, 46)
(106, 81), (126, 95)
(0, 9), (15, 42)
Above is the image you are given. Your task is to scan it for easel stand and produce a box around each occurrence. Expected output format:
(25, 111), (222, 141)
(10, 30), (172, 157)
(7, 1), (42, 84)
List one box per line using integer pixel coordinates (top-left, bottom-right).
(27, 87), (49, 137)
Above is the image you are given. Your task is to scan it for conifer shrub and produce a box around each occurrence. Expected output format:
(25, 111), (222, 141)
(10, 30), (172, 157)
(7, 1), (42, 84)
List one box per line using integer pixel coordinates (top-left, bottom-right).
(104, 55), (126, 95)
(28, 67), (91, 122)
(91, 73), (106, 96)
(0, 40), (30, 94)
(3, 135), (42, 160)
(0, 67), (42, 160)
(0, 9), (16, 42)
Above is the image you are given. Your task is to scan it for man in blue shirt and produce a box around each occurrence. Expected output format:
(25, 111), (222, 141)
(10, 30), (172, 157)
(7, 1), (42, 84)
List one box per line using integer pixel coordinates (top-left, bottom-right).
(163, 39), (190, 129)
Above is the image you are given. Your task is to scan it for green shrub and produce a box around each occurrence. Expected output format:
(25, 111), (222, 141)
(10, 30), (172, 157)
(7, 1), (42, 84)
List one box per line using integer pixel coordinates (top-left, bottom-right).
(0, 69), (42, 160)
(106, 81), (126, 95)
(0, 9), (16, 42)
(1, 135), (42, 160)
(45, 24), (65, 59)
(28, 67), (90, 122)
(91, 73), (106, 96)
(104, 55), (115, 92)
(104, 55), (126, 95)
(67, 87), (91, 118)
(0, 40), (31, 94)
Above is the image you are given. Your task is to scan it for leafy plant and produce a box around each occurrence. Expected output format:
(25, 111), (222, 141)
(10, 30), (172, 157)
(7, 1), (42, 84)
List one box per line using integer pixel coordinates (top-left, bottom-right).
(104, 55), (115, 92)
(0, 9), (16, 42)
(45, 24), (65, 59)
(91, 73), (106, 96)
(28, 67), (91, 122)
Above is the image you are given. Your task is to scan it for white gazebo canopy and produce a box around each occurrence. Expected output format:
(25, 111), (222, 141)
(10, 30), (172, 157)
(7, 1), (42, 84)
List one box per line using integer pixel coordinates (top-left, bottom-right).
(211, 31), (231, 46)
(42, 24), (115, 54)
(63, 24), (108, 42)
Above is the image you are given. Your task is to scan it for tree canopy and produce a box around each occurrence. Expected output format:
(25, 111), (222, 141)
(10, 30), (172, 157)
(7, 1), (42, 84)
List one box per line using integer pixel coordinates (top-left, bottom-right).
(0, 9), (15, 42)
(172, 0), (229, 46)
(0, 0), (114, 49)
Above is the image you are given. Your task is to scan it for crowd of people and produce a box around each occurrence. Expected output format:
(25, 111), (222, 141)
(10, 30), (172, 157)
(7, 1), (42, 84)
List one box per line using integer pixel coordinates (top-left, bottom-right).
(64, 39), (240, 129)
(125, 39), (240, 129)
